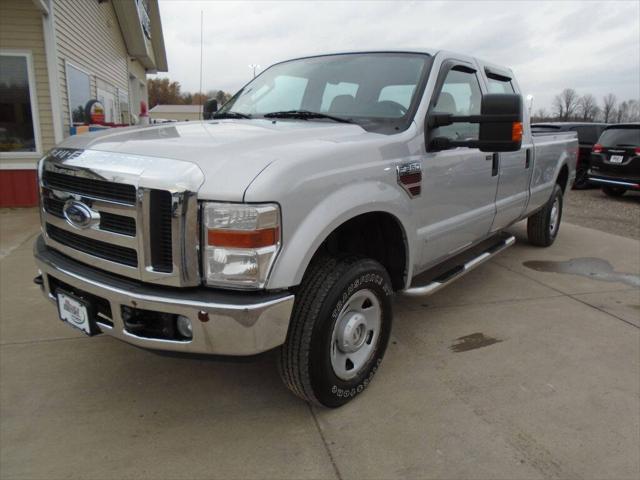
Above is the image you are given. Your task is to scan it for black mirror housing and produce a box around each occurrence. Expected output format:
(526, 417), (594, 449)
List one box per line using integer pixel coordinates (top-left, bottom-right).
(478, 94), (523, 152)
(427, 93), (523, 153)
(203, 99), (218, 120)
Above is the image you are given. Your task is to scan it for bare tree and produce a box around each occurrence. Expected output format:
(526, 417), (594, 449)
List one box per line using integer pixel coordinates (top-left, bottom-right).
(601, 93), (617, 123)
(578, 94), (599, 121)
(552, 88), (579, 120)
(616, 101), (630, 123)
(627, 99), (640, 122)
(531, 108), (550, 122)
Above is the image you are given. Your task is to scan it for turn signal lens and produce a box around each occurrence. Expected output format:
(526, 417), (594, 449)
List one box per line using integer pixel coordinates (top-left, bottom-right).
(511, 122), (523, 142)
(207, 228), (279, 248)
(592, 144), (603, 153)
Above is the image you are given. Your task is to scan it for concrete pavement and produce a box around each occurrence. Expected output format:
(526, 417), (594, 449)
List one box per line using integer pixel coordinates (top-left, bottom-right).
(1, 209), (638, 479)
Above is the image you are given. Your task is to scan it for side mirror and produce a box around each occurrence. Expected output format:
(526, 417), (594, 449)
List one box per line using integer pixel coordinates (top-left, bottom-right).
(428, 93), (523, 152)
(203, 99), (218, 120)
(478, 94), (523, 152)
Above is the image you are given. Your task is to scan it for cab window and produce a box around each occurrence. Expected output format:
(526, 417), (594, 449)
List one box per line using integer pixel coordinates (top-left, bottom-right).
(486, 76), (515, 94)
(433, 67), (482, 141)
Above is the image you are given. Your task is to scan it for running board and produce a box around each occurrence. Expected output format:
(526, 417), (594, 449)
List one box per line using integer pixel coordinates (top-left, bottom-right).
(402, 235), (516, 297)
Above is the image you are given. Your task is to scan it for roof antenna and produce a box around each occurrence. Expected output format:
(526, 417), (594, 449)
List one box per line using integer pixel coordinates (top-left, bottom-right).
(199, 9), (204, 120)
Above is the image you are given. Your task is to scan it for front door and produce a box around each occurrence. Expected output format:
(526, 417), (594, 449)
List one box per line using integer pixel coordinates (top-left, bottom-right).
(417, 63), (499, 268)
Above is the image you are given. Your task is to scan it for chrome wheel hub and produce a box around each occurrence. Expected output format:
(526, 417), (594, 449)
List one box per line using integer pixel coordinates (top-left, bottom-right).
(330, 289), (381, 381)
(549, 198), (560, 235)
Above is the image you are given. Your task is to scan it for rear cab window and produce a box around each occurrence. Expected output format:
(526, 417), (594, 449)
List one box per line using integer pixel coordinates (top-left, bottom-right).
(484, 67), (515, 94)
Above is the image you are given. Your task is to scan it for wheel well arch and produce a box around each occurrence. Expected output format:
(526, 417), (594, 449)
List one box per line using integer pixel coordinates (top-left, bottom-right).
(305, 211), (408, 291)
(556, 164), (569, 193)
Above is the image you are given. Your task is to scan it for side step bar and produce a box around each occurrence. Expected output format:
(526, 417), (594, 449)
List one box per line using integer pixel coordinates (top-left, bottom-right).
(402, 235), (515, 297)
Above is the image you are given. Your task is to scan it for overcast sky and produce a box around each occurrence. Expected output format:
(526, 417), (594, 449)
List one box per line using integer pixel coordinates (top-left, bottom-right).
(154, 0), (640, 112)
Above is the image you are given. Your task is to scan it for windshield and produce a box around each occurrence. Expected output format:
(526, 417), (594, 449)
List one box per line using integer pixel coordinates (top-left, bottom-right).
(599, 127), (640, 147)
(218, 53), (432, 133)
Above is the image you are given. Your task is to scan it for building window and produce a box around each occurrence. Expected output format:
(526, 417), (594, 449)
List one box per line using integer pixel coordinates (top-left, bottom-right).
(0, 52), (40, 154)
(66, 62), (91, 124)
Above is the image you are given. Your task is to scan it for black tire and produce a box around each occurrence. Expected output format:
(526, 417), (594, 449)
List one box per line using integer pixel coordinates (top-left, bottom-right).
(602, 186), (626, 197)
(527, 184), (563, 247)
(278, 254), (393, 408)
(572, 166), (590, 190)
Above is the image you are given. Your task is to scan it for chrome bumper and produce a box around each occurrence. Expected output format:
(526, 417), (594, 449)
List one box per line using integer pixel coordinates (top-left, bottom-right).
(34, 236), (294, 356)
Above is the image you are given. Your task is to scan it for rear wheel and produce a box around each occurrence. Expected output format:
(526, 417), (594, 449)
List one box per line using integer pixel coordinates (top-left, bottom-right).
(527, 184), (563, 247)
(278, 254), (393, 407)
(602, 186), (626, 197)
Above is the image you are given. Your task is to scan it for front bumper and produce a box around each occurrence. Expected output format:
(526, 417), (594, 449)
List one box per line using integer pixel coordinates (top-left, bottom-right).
(34, 236), (295, 356)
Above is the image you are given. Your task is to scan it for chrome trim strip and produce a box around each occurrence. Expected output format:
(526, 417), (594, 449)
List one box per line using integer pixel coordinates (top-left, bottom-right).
(402, 235), (515, 297)
(588, 177), (639, 188)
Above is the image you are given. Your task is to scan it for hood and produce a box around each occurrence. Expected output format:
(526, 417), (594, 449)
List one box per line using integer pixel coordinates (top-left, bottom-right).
(58, 120), (370, 201)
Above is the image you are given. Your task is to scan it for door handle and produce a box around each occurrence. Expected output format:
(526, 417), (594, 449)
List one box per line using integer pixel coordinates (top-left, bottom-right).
(491, 153), (499, 177)
(485, 155), (493, 161)
(525, 149), (531, 169)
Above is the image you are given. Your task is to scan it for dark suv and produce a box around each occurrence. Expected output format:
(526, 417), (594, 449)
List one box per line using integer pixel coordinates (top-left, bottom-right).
(531, 122), (608, 189)
(588, 124), (640, 197)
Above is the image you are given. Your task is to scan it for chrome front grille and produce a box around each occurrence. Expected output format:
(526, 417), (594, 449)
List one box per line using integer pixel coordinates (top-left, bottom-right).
(46, 223), (139, 267)
(39, 149), (202, 287)
(43, 170), (137, 204)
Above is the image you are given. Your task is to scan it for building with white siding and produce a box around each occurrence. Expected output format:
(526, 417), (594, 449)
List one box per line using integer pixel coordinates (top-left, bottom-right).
(0, 0), (167, 206)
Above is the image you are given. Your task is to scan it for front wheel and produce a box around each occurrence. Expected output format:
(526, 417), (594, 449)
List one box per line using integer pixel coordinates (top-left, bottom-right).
(527, 184), (563, 247)
(602, 186), (626, 197)
(278, 255), (393, 407)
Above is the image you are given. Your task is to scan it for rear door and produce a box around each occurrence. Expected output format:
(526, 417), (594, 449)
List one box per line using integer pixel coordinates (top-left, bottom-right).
(417, 60), (499, 267)
(481, 67), (530, 231)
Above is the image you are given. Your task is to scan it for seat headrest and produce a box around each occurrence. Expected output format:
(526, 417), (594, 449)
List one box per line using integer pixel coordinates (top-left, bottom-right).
(329, 95), (356, 114)
(435, 92), (457, 114)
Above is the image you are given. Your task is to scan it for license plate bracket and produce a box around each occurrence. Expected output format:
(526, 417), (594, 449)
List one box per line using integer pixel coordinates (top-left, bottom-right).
(56, 289), (95, 336)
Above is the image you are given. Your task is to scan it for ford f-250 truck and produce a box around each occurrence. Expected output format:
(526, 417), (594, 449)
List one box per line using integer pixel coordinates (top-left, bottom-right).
(33, 50), (577, 407)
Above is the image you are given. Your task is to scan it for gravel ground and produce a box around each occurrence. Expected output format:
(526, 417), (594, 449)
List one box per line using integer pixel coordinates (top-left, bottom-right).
(564, 187), (640, 240)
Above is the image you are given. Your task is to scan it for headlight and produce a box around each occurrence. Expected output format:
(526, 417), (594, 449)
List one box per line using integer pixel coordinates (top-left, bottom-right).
(202, 202), (281, 289)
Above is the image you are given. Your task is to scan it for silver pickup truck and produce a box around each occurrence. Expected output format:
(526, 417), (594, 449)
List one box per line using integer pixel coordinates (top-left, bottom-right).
(33, 50), (577, 407)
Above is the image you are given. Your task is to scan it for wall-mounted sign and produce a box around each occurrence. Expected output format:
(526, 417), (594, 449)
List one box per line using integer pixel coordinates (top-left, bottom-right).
(84, 99), (105, 124)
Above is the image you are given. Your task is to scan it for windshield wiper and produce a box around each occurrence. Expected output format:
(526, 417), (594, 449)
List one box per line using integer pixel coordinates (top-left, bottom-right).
(212, 111), (252, 119)
(263, 110), (353, 124)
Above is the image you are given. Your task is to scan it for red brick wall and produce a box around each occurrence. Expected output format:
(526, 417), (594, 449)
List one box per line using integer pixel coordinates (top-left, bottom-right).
(0, 170), (39, 207)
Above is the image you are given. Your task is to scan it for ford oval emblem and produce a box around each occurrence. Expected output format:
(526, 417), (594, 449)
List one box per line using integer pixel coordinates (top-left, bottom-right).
(63, 200), (98, 229)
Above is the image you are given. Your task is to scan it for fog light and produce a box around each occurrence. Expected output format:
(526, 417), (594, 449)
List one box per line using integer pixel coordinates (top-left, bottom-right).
(176, 316), (193, 339)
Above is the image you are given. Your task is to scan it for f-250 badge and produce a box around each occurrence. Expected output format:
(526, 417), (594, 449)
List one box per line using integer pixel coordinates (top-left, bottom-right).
(397, 161), (422, 197)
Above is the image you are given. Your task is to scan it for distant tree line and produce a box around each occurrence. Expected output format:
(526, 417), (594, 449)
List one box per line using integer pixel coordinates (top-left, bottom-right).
(147, 78), (233, 109)
(532, 89), (640, 124)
